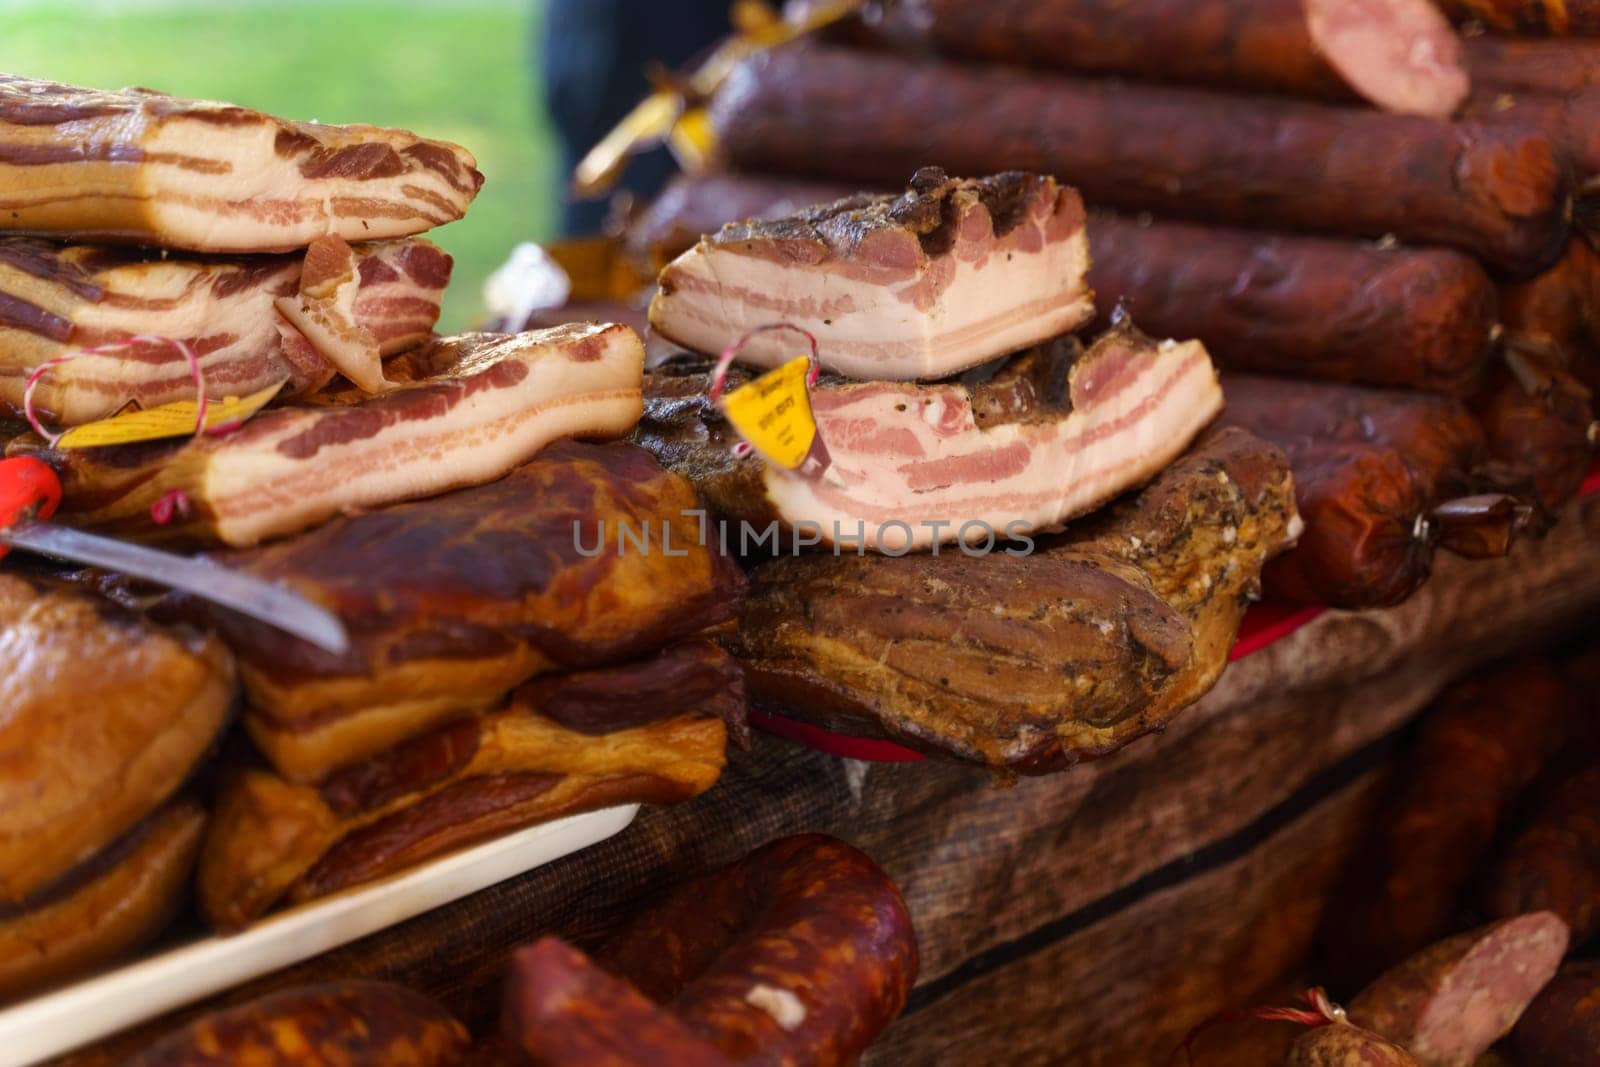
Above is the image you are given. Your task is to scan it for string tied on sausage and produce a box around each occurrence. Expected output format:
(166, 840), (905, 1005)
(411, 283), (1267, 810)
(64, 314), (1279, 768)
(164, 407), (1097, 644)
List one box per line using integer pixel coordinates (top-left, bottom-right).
(1170, 987), (1345, 1066)
(23, 335), (215, 447)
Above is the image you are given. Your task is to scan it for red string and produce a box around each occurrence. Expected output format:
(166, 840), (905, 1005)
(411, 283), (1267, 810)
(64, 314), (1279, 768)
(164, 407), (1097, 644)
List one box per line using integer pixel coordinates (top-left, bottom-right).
(1169, 988), (1342, 1066)
(150, 489), (193, 525)
(24, 336), (213, 446)
(706, 322), (821, 404)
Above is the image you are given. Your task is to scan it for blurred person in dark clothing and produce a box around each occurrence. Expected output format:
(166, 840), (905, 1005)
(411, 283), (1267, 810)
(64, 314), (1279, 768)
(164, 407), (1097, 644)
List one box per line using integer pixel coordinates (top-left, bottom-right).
(541, 0), (730, 236)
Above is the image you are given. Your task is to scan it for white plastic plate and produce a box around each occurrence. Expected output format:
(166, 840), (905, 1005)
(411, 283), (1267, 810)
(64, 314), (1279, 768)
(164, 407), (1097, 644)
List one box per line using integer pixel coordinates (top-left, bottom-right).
(0, 803), (640, 1067)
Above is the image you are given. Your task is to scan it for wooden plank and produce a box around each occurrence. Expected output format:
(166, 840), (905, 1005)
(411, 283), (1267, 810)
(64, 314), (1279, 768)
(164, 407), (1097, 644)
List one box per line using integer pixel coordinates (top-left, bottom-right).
(849, 669), (1422, 984)
(862, 772), (1386, 1066)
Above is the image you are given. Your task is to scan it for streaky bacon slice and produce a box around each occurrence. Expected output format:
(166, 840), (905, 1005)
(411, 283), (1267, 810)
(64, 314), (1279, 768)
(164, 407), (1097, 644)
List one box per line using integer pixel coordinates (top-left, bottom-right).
(21, 324), (645, 547)
(0, 74), (482, 253)
(275, 235), (388, 394)
(354, 239), (455, 357)
(0, 236), (451, 425)
(648, 168), (1093, 381)
(634, 320), (1224, 552)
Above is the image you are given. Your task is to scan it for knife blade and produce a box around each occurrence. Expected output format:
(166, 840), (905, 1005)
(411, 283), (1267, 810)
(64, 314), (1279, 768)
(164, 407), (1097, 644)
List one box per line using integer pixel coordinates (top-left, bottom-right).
(0, 455), (348, 655)
(0, 520), (350, 655)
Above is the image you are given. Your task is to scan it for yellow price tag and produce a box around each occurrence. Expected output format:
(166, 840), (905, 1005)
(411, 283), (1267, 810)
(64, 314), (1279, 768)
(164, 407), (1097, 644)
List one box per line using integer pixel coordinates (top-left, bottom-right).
(721, 356), (827, 472)
(667, 107), (717, 176)
(572, 0), (865, 199)
(55, 380), (287, 449)
(572, 90), (682, 199)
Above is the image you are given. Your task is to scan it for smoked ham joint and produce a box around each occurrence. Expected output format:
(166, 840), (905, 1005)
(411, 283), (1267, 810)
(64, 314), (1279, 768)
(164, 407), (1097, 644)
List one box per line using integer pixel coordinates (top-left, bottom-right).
(3, 2), (1600, 1063)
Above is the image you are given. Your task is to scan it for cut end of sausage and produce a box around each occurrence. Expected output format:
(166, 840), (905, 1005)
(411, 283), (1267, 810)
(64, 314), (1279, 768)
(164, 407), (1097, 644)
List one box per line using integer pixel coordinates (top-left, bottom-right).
(1350, 911), (1570, 1065)
(1416, 912), (1569, 1062)
(1307, 0), (1470, 117)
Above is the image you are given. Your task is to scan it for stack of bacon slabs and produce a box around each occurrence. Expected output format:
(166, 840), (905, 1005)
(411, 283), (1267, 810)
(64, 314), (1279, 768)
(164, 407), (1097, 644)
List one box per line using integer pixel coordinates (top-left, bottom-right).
(633, 168), (1300, 773)
(0, 74), (748, 1009)
(0, 74), (481, 426)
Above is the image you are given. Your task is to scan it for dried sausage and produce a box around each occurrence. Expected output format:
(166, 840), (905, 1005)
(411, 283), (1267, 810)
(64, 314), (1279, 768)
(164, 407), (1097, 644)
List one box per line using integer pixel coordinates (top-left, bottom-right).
(1437, 0), (1600, 35)
(596, 834), (918, 1067)
(1498, 237), (1600, 398)
(1347, 913), (1569, 1066)
(712, 46), (1571, 276)
(865, 0), (1467, 116)
(503, 939), (735, 1066)
(1222, 376), (1490, 607)
(1315, 662), (1575, 989)
(1473, 351), (1595, 516)
(1091, 214), (1495, 393)
(1486, 761), (1600, 949)
(124, 981), (471, 1066)
(1513, 961), (1600, 1067)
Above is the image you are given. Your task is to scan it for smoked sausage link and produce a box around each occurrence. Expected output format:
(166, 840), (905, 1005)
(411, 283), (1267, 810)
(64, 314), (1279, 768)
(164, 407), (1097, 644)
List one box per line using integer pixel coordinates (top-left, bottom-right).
(1463, 36), (1600, 98)
(1486, 761), (1600, 949)
(1348, 912), (1570, 1065)
(1513, 961), (1600, 1067)
(1222, 376), (1487, 608)
(502, 939), (736, 1066)
(1498, 237), (1600, 399)
(1090, 214), (1496, 394)
(124, 981), (471, 1066)
(1314, 661), (1575, 990)
(712, 46), (1571, 277)
(1473, 354), (1595, 516)
(1255, 442), (1435, 607)
(1438, 0), (1600, 35)
(597, 833), (918, 1067)
(501, 836), (915, 1066)
(865, 0), (1468, 116)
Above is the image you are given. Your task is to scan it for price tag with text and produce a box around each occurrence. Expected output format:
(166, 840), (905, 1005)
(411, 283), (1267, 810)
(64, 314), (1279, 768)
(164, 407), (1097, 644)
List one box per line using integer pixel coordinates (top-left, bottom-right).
(719, 355), (832, 477)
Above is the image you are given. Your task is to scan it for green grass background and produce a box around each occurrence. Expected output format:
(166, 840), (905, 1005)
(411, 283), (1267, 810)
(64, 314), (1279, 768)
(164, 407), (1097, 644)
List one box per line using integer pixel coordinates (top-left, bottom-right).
(0, 0), (559, 331)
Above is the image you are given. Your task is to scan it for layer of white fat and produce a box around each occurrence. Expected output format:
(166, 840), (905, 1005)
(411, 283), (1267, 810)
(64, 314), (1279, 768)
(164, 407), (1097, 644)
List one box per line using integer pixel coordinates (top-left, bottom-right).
(2, 113), (473, 253)
(46, 258), (298, 423)
(652, 228), (1092, 380)
(744, 984), (807, 1031)
(763, 340), (1224, 552)
(1284, 510), (1306, 544)
(209, 328), (645, 546)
